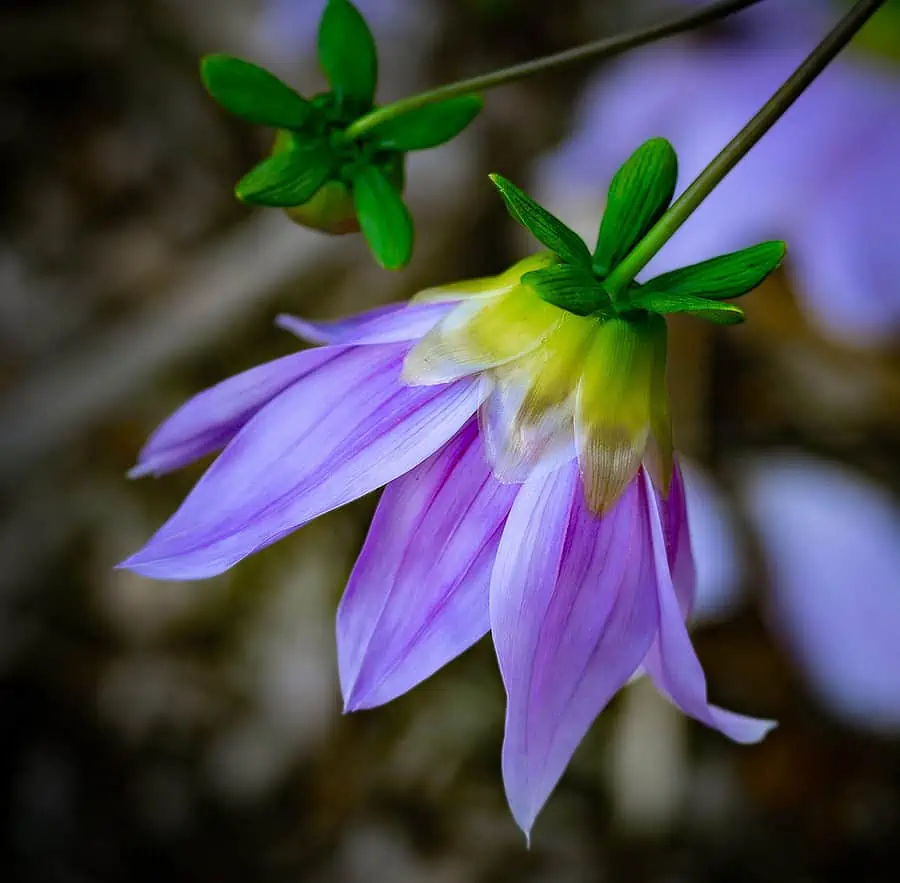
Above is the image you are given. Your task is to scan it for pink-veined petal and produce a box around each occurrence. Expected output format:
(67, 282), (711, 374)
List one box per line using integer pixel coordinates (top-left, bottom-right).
(120, 345), (487, 580)
(491, 464), (659, 838)
(128, 347), (344, 479)
(641, 471), (777, 744)
(338, 420), (518, 710)
(276, 300), (454, 346)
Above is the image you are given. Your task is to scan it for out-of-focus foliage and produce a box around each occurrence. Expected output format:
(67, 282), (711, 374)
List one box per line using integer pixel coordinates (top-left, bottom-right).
(2, 0), (899, 881)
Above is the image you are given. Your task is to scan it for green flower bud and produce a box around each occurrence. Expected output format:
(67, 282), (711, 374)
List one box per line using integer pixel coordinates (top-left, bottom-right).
(284, 180), (360, 235)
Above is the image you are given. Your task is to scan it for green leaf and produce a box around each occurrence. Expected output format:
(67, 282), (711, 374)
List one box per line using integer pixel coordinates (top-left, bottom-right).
(522, 265), (610, 317)
(640, 241), (787, 300)
(352, 165), (414, 270)
(628, 291), (745, 325)
(201, 55), (312, 129)
(594, 138), (678, 275)
(235, 139), (335, 207)
(489, 174), (593, 269)
(368, 95), (484, 151)
(318, 0), (378, 105)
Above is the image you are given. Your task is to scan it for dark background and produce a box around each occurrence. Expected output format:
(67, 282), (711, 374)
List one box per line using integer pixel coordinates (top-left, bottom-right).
(2, 1), (899, 881)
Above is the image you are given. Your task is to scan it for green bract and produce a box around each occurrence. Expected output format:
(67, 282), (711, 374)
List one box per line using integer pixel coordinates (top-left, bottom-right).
(625, 292), (747, 324)
(520, 264), (610, 318)
(593, 137), (678, 275)
(318, 0), (378, 105)
(637, 241), (787, 300)
(198, 0), (483, 269)
(368, 96), (485, 151)
(490, 174), (593, 270)
(235, 138), (334, 207)
(488, 138), (786, 326)
(201, 56), (312, 129)
(353, 165), (414, 271)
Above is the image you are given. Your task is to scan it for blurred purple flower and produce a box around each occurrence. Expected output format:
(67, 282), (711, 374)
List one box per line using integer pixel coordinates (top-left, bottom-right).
(741, 454), (900, 733)
(536, 0), (900, 343)
(259, 0), (416, 59)
(121, 280), (773, 836)
(679, 461), (745, 622)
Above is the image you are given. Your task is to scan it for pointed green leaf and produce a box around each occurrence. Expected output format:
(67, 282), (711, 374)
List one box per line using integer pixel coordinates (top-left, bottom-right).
(628, 291), (745, 325)
(318, 0), (378, 105)
(352, 165), (414, 270)
(201, 55), (312, 129)
(522, 265), (610, 317)
(594, 138), (678, 275)
(368, 95), (484, 151)
(489, 174), (592, 269)
(235, 139), (335, 207)
(641, 241), (787, 300)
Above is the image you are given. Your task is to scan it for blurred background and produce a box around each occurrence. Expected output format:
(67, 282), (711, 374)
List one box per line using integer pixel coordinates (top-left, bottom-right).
(2, 0), (899, 880)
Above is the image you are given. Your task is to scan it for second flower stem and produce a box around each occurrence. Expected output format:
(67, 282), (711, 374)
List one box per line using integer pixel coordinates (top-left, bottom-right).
(603, 0), (887, 297)
(343, 0), (764, 141)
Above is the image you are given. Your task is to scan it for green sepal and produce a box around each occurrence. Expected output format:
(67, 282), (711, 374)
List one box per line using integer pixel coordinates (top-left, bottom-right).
(489, 174), (593, 270)
(368, 95), (484, 151)
(522, 265), (611, 317)
(201, 55), (313, 129)
(235, 138), (335, 207)
(594, 138), (678, 275)
(318, 0), (378, 106)
(628, 291), (745, 325)
(352, 165), (414, 270)
(640, 241), (787, 300)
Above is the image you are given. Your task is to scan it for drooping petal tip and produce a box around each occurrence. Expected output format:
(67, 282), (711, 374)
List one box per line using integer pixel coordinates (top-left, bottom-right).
(492, 463), (658, 837)
(642, 471), (777, 744)
(126, 347), (344, 480)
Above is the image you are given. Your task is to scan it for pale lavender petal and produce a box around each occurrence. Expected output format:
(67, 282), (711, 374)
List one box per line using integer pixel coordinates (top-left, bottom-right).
(491, 465), (658, 837)
(121, 345), (487, 580)
(642, 472), (777, 744)
(129, 347), (343, 479)
(276, 300), (454, 346)
(741, 455), (900, 732)
(478, 375), (577, 485)
(338, 420), (517, 710)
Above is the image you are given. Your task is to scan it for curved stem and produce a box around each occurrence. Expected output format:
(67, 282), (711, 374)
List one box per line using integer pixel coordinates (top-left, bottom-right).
(343, 0), (765, 141)
(603, 0), (886, 297)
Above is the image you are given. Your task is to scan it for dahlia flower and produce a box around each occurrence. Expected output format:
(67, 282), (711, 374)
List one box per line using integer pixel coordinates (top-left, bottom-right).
(122, 264), (775, 835)
(123, 140), (778, 835)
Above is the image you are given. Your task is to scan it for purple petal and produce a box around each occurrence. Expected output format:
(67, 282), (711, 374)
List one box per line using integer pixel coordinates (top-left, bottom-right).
(642, 472), (776, 744)
(129, 347), (344, 478)
(338, 420), (518, 710)
(276, 301), (454, 346)
(741, 455), (900, 732)
(121, 345), (487, 580)
(491, 465), (659, 838)
(659, 458), (696, 621)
